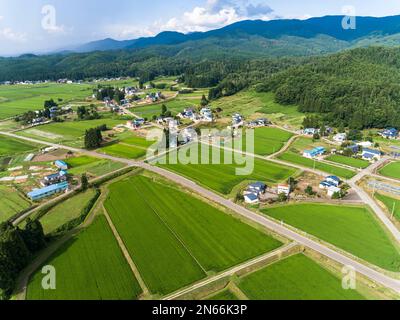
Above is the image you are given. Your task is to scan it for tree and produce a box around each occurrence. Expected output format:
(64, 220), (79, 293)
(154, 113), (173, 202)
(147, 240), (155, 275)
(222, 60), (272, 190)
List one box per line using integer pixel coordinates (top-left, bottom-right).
(288, 177), (297, 191)
(21, 219), (46, 253)
(332, 191), (343, 200)
(84, 128), (103, 149)
(81, 174), (89, 191)
(305, 185), (316, 196)
(200, 94), (209, 106)
(0, 222), (31, 297)
(161, 104), (168, 116)
(277, 193), (288, 202)
(44, 99), (58, 109)
(347, 129), (363, 141)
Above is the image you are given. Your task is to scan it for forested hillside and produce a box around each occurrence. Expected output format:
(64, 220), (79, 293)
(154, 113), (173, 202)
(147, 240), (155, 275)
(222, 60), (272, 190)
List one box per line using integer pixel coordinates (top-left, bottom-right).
(259, 47), (400, 129)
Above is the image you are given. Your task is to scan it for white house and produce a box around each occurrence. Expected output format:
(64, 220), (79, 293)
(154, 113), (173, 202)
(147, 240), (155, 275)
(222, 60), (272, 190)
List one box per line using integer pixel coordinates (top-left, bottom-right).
(327, 186), (342, 198)
(244, 193), (259, 204)
(333, 133), (347, 143)
(304, 128), (319, 135)
(357, 141), (373, 148)
(278, 184), (291, 196)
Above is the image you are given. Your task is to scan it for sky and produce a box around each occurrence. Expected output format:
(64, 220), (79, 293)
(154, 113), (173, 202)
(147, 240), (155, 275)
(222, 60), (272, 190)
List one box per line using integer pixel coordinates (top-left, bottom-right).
(0, 0), (400, 56)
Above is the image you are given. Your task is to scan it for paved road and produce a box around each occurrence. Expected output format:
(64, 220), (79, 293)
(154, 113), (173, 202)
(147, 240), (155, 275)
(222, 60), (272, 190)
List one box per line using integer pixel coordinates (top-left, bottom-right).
(3, 131), (400, 293)
(140, 162), (400, 293)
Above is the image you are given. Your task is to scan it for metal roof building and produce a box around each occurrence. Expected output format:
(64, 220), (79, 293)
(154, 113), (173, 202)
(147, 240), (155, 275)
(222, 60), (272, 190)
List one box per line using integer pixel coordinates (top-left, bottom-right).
(28, 182), (69, 201)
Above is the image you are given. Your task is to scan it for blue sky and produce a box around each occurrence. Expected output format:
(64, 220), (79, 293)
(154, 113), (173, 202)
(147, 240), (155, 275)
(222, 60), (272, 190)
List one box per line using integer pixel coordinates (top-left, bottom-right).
(0, 0), (400, 55)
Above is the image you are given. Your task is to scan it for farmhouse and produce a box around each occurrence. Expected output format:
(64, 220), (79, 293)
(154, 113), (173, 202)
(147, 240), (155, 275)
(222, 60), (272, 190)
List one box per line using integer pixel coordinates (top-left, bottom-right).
(40, 170), (68, 187)
(380, 128), (398, 140)
(303, 128), (319, 135)
(232, 113), (243, 126)
(346, 144), (359, 154)
(248, 182), (267, 194)
(126, 118), (145, 129)
(303, 147), (326, 159)
(319, 176), (341, 190)
(278, 184), (291, 196)
(357, 141), (373, 148)
(55, 160), (68, 170)
(244, 193), (259, 204)
(327, 186), (342, 198)
(333, 133), (347, 143)
(200, 107), (213, 122)
(28, 181), (69, 201)
(178, 108), (195, 120)
(362, 148), (382, 161)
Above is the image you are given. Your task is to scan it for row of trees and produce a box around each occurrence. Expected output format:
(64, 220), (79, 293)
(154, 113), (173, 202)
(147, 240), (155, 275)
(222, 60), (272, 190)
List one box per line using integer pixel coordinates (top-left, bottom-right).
(0, 219), (46, 299)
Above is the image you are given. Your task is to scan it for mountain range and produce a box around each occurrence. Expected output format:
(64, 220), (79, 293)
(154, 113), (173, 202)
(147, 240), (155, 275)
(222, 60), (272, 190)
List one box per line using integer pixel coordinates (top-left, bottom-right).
(70, 15), (400, 54)
(3, 14), (400, 81)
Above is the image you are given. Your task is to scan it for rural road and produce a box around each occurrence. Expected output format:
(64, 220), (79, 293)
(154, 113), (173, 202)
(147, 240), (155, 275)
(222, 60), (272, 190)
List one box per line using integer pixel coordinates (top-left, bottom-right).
(2, 130), (400, 293)
(140, 162), (400, 293)
(163, 242), (300, 300)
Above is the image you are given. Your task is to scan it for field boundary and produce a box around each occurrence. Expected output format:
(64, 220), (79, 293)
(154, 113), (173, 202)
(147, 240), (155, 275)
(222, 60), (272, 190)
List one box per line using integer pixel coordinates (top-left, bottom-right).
(102, 204), (150, 298)
(163, 242), (300, 300)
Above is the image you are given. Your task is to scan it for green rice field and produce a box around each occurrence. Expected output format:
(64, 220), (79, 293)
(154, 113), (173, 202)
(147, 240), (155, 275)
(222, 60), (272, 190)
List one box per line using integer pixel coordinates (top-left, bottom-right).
(157, 145), (297, 195)
(0, 83), (93, 119)
(0, 186), (31, 223)
(100, 143), (147, 159)
(17, 118), (124, 146)
(239, 254), (365, 300)
(326, 155), (370, 169)
(0, 135), (38, 156)
(263, 204), (400, 271)
(207, 289), (240, 300)
(27, 215), (142, 300)
(375, 193), (400, 222)
(241, 127), (293, 156)
(39, 189), (97, 235)
(65, 156), (126, 177)
(278, 152), (356, 179)
(104, 174), (282, 295)
(378, 161), (400, 180)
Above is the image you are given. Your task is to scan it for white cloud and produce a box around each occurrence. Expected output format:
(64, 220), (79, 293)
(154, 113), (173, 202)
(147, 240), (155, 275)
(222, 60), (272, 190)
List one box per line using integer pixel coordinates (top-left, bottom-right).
(102, 1), (309, 40)
(0, 28), (27, 42)
(163, 0), (277, 33)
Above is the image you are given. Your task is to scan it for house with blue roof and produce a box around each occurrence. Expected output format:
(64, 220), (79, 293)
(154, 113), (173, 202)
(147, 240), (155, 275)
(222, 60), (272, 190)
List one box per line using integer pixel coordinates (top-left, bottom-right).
(244, 193), (259, 204)
(248, 182), (267, 194)
(380, 128), (398, 140)
(346, 144), (359, 154)
(326, 176), (341, 187)
(303, 146), (326, 159)
(55, 160), (68, 170)
(28, 181), (69, 201)
(362, 148), (382, 162)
